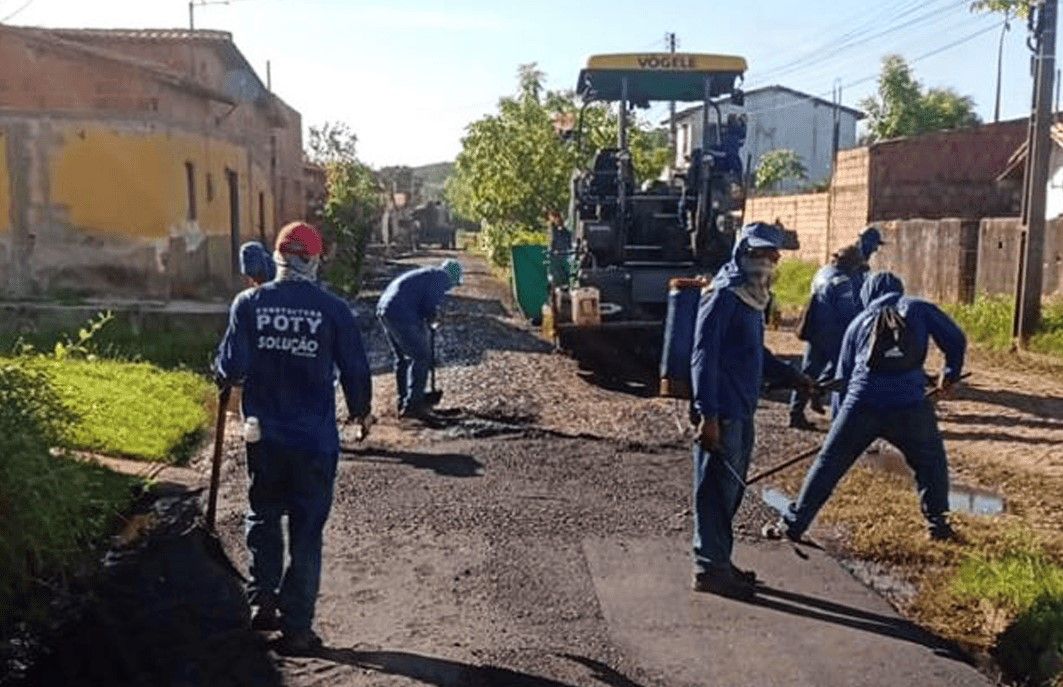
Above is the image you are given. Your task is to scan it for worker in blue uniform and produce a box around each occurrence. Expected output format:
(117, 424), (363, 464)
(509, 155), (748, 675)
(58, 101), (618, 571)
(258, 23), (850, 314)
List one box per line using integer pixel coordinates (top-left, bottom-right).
(377, 259), (463, 420)
(215, 221), (372, 654)
(239, 241), (276, 287)
(764, 271), (966, 544)
(789, 243), (866, 429)
(690, 223), (812, 600)
(858, 226), (885, 262)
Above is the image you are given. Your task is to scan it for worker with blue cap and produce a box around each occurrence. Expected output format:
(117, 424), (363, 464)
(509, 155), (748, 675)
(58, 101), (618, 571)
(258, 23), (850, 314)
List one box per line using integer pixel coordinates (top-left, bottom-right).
(239, 241), (276, 287)
(764, 271), (966, 545)
(377, 258), (463, 421)
(788, 242), (866, 429)
(690, 222), (813, 599)
(858, 226), (886, 262)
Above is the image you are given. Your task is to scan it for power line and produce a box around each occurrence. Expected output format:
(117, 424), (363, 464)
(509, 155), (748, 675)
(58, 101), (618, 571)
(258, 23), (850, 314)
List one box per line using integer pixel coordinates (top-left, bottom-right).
(737, 19), (1005, 120)
(1, 0), (36, 22)
(751, 0), (969, 83)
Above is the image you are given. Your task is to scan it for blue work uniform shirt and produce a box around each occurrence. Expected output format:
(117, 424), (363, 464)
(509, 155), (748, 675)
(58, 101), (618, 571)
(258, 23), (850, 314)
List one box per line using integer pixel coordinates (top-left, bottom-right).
(376, 266), (452, 324)
(805, 263), (863, 358)
(214, 280), (372, 456)
(835, 275), (966, 411)
(692, 288), (799, 420)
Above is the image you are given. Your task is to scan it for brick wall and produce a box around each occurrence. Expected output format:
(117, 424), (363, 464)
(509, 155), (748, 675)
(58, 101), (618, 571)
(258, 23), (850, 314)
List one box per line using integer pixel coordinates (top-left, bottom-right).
(976, 218), (1063, 297)
(745, 192), (830, 262)
(829, 147), (871, 251)
(874, 219), (979, 303)
(868, 119), (1027, 221)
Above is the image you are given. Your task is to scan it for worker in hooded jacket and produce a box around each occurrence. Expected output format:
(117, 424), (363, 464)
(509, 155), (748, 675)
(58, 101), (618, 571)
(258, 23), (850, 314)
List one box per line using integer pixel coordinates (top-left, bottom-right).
(690, 223), (813, 600)
(376, 259), (463, 421)
(239, 241), (276, 288)
(789, 243), (866, 429)
(764, 271), (966, 544)
(215, 221), (372, 654)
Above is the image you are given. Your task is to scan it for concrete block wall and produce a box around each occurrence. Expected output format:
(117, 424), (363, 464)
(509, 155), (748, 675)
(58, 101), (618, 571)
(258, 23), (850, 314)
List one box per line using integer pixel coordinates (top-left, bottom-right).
(874, 219), (979, 303)
(976, 218), (1063, 297)
(745, 192), (830, 262)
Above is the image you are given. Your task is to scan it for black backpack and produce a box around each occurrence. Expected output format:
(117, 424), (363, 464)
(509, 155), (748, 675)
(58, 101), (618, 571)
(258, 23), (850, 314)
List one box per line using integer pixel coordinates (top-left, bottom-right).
(867, 306), (921, 373)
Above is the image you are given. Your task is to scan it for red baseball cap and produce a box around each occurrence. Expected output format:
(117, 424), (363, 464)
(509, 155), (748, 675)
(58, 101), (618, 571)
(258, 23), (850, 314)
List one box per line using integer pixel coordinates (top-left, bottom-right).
(275, 221), (323, 258)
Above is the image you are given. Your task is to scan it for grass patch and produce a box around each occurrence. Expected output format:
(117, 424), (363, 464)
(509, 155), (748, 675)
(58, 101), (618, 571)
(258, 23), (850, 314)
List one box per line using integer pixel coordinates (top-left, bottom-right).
(943, 295), (1063, 359)
(17, 357), (213, 463)
(0, 363), (140, 635)
(773, 259), (817, 314)
(0, 316), (222, 372)
(798, 466), (1063, 684)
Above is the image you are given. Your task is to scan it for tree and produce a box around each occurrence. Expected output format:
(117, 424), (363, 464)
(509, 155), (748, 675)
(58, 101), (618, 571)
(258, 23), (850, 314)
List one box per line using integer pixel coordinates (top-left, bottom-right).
(754, 149), (808, 191)
(860, 55), (981, 143)
(446, 63), (670, 267)
(306, 121), (383, 296)
(970, 0), (1032, 17)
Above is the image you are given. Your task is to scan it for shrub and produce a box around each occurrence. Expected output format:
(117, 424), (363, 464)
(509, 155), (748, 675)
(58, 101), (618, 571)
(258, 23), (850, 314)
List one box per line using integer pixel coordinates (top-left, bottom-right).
(773, 259), (818, 313)
(0, 363), (138, 634)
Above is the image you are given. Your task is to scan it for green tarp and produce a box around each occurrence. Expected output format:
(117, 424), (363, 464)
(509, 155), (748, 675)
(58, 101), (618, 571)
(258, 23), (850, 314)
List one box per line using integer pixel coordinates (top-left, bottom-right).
(510, 244), (549, 321)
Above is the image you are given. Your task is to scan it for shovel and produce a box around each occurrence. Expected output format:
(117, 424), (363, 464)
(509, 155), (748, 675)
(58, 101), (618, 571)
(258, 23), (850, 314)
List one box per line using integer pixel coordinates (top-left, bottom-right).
(205, 386), (232, 530)
(425, 324), (443, 407)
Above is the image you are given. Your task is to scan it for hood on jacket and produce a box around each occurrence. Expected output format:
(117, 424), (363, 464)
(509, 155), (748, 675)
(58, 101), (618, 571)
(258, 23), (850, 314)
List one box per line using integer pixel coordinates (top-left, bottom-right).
(860, 271), (904, 309)
(711, 222), (787, 290)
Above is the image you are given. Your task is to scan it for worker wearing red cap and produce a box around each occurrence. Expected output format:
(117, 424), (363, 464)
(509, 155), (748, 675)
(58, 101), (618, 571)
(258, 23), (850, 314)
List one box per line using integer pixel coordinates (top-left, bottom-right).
(214, 221), (372, 654)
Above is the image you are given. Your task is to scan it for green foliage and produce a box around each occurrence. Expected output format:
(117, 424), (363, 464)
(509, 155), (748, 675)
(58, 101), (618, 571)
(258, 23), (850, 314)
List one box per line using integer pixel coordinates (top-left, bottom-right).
(860, 55), (981, 143)
(446, 63), (670, 268)
(954, 553), (1063, 686)
(754, 149), (808, 191)
(943, 295), (1063, 357)
(0, 363), (138, 634)
(772, 259), (818, 313)
(308, 121), (384, 297)
(51, 311), (113, 361)
(970, 0), (1032, 18)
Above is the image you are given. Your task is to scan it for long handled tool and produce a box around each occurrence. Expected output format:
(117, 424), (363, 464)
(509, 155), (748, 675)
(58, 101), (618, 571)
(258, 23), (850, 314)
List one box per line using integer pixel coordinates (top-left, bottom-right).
(206, 386), (232, 530)
(746, 372), (970, 487)
(425, 324), (443, 407)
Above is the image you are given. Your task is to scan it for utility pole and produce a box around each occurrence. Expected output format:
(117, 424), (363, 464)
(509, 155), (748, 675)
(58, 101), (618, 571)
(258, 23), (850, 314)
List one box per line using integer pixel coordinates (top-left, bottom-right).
(667, 32), (678, 166)
(188, 0), (229, 31)
(1014, 0), (1057, 344)
(995, 10), (1012, 123)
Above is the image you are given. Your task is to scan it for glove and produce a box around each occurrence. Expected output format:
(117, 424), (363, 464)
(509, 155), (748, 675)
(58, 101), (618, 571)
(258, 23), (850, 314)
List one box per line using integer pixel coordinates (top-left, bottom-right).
(697, 416), (721, 451)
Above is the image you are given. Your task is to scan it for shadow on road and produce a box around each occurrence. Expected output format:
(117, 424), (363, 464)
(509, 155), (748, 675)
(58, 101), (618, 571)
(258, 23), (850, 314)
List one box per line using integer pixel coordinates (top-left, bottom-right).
(558, 654), (648, 687)
(954, 384), (1063, 420)
(339, 447), (485, 477)
(750, 586), (972, 664)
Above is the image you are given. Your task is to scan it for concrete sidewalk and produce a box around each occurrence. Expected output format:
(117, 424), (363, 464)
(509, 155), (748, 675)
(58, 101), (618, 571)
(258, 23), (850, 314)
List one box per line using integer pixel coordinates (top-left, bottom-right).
(583, 537), (991, 687)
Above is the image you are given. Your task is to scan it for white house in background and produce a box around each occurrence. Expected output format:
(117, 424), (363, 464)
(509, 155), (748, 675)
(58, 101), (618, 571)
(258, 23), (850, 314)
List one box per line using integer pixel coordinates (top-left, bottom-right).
(671, 85), (864, 191)
(998, 122), (1063, 220)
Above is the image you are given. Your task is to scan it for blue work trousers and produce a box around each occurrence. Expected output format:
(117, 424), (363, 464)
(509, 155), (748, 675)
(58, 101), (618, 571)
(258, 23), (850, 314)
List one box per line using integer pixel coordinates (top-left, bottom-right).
(692, 417), (755, 572)
(245, 439), (337, 634)
(378, 315), (431, 412)
(789, 343), (834, 417)
(783, 399), (950, 537)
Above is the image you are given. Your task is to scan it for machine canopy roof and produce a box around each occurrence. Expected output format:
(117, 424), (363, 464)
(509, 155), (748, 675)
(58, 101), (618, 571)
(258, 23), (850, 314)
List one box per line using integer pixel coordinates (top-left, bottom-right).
(577, 53), (747, 104)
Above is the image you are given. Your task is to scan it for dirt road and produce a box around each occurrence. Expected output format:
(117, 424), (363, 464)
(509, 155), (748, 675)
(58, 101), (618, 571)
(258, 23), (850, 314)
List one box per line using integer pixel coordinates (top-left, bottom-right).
(204, 249), (992, 686)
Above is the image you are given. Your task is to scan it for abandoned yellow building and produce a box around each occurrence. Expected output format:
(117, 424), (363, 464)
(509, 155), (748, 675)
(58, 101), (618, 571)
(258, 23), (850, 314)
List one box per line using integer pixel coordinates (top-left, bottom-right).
(0, 25), (313, 299)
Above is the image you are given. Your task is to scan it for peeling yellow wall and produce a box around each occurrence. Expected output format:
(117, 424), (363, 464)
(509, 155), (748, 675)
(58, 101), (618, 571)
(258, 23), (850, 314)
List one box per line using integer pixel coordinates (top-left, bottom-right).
(0, 130), (9, 234)
(49, 124), (273, 242)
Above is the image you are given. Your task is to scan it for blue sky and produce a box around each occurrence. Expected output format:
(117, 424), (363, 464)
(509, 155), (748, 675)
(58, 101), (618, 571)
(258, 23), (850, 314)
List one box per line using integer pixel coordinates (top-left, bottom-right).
(8, 0), (1040, 166)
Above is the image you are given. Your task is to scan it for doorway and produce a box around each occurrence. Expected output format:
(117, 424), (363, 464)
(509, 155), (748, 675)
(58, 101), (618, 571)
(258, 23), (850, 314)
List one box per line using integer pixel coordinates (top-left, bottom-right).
(226, 169), (240, 275)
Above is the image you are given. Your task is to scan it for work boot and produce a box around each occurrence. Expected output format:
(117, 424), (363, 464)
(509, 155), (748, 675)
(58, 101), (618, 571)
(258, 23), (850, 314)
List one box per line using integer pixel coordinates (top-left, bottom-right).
(730, 563), (759, 585)
(250, 599), (280, 632)
(400, 403), (440, 424)
(788, 414), (817, 431)
(928, 517), (956, 542)
(692, 568), (756, 600)
(761, 518), (802, 543)
(275, 629), (324, 657)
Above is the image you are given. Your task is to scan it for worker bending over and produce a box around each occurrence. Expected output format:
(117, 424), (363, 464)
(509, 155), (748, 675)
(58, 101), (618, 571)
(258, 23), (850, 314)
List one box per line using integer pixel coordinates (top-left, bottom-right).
(215, 221), (372, 654)
(765, 272), (966, 544)
(376, 259), (463, 421)
(691, 223), (812, 600)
